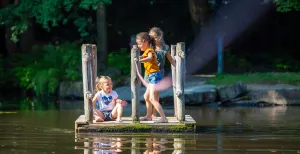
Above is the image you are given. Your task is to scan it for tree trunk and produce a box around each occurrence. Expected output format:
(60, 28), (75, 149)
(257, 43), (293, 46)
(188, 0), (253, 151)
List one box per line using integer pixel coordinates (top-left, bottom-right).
(188, 0), (209, 35)
(20, 22), (34, 52)
(96, 4), (108, 69)
(3, 0), (17, 55)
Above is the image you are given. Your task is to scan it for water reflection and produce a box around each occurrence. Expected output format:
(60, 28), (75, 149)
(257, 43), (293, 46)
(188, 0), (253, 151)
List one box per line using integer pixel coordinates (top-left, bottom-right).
(92, 137), (123, 153)
(75, 133), (196, 154)
(2, 103), (300, 153)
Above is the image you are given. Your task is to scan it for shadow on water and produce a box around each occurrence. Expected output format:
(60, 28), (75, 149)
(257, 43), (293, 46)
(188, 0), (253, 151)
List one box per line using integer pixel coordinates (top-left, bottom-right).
(1, 100), (300, 153)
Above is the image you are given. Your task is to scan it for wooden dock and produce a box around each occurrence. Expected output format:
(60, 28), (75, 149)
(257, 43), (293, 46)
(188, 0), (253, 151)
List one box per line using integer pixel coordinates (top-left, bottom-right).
(76, 43), (196, 133)
(75, 115), (196, 133)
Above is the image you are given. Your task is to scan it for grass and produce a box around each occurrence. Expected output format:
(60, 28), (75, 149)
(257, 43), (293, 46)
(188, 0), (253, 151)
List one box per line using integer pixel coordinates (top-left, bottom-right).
(205, 72), (300, 85)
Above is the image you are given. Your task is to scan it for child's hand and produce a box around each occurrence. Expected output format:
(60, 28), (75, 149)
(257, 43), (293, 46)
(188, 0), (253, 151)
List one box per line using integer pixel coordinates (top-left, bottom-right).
(116, 99), (128, 107)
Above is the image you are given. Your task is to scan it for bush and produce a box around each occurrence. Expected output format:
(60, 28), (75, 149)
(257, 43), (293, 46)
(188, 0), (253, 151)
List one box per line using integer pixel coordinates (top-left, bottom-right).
(13, 42), (81, 96)
(107, 48), (131, 75)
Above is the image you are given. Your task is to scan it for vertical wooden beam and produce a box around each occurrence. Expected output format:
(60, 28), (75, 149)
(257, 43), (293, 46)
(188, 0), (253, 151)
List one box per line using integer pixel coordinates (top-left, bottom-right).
(91, 45), (97, 93)
(82, 44), (93, 123)
(131, 45), (141, 122)
(175, 42), (186, 122)
(171, 45), (177, 118)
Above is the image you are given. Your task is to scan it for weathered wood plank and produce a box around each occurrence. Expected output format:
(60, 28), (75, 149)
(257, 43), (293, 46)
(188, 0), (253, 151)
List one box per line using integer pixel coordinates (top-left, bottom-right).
(171, 44), (177, 118)
(131, 45), (141, 122)
(81, 44), (93, 123)
(175, 42), (186, 122)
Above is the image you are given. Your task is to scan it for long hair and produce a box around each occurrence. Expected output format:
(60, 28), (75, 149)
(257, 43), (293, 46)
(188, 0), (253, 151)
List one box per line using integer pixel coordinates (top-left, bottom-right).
(149, 27), (166, 46)
(95, 76), (111, 92)
(136, 32), (156, 49)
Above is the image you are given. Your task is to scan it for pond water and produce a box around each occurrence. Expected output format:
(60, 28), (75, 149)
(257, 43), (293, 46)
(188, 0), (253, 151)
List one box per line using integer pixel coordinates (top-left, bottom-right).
(1, 100), (300, 154)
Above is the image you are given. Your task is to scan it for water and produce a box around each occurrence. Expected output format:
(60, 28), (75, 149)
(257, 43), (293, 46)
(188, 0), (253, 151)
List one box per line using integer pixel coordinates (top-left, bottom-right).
(1, 101), (300, 154)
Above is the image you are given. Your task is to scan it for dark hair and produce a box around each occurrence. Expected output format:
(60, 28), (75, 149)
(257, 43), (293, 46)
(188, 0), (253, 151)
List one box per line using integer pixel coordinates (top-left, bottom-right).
(136, 32), (156, 49)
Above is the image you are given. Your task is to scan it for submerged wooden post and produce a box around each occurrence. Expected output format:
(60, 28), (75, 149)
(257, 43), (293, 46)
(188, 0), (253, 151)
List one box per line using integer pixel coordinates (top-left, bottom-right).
(131, 45), (141, 122)
(171, 45), (177, 118)
(175, 42), (186, 122)
(84, 142), (93, 154)
(173, 138), (184, 153)
(81, 44), (96, 123)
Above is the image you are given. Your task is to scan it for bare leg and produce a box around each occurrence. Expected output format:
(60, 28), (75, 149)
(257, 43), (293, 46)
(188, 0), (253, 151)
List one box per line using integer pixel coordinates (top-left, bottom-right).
(152, 91), (159, 118)
(149, 86), (168, 123)
(94, 109), (104, 122)
(140, 88), (152, 121)
(111, 103), (123, 122)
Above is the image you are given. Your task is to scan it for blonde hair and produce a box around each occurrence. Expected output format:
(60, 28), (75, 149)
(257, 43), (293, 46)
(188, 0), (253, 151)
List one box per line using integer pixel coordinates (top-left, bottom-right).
(95, 76), (112, 92)
(149, 27), (166, 45)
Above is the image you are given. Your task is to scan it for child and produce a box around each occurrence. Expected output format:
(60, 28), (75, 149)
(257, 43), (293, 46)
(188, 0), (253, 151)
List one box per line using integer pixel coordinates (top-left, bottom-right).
(135, 32), (168, 123)
(149, 27), (176, 77)
(147, 27), (176, 118)
(92, 76), (127, 122)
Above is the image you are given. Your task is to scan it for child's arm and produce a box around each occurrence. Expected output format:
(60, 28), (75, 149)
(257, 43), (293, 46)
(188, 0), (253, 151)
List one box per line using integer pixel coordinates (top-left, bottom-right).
(165, 51), (176, 67)
(139, 52), (153, 62)
(92, 95), (97, 109)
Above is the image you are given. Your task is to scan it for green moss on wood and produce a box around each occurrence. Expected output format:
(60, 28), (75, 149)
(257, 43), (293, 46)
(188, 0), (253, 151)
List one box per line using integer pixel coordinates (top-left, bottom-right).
(79, 123), (196, 133)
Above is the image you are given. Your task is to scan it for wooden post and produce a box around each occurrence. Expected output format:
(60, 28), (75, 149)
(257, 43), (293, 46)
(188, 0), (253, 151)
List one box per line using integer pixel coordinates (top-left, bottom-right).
(171, 45), (177, 118)
(131, 45), (141, 122)
(91, 45), (97, 93)
(175, 42), (186, 122)
(81, 44), (95, 123)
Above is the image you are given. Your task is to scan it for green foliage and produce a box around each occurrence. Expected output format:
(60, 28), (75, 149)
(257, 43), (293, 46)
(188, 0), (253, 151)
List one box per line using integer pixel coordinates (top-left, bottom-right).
(206, 72), (300, 85)
(0, 0), (112, 42)
(272, 54), (300, 71)
(271, 0), (300, 12)
(13, 42), (81, 96)
(107, 48), (131, 75)
(224, 51), (252, 71)
(19, 98), (57, 110)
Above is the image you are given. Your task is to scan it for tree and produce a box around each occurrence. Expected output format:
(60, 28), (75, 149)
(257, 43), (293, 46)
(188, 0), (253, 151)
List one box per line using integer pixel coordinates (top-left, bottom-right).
(273, 0), (300, 12)
(188, 0), (210, 35)
(0, 0), (111, 43)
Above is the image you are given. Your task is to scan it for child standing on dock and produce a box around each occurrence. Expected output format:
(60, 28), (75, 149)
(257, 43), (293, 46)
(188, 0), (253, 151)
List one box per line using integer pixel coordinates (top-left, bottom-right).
(92, 76), (127, 122)
(147, 27), (176, 118)
(135, 32), (168, 123)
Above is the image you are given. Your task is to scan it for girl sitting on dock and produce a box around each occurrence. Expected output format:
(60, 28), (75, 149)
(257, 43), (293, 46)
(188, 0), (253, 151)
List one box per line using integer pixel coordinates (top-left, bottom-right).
(92, 76), (127, 122)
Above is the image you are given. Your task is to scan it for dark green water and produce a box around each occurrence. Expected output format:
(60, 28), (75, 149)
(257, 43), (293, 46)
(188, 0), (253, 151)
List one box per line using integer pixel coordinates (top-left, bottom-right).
(1, 100), (300, 154)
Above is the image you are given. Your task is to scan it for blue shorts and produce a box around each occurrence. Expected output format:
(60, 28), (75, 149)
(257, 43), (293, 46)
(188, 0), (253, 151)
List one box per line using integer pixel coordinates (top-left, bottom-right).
(101, 110), (115, 121)
(146, 72), (162, 84)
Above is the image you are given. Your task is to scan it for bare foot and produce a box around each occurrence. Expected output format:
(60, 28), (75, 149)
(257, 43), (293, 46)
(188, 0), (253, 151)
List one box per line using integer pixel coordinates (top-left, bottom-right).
(154, 118), (168, 123)
(116, 118), (123, 122)
(140, 116), (152, 121)
(151, 115), (157, 119)
(96, 117), (104, 122)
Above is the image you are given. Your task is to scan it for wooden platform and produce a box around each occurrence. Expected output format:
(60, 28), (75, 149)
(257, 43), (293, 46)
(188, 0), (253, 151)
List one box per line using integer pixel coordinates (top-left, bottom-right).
(75, 115), (196, 133)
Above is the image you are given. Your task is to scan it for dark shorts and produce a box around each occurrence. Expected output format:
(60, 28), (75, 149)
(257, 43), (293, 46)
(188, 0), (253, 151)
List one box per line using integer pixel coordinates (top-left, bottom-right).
(102, 110), (115, 121)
